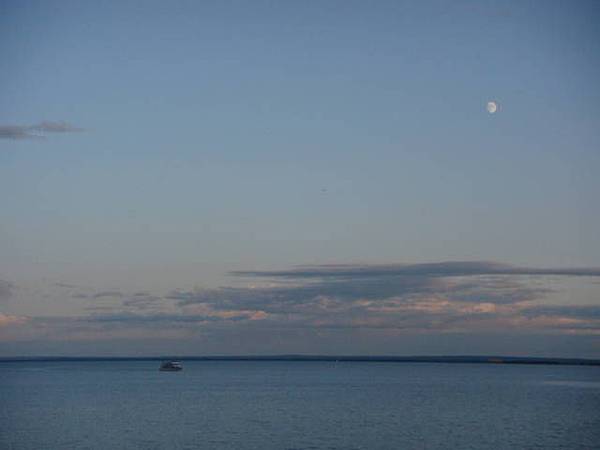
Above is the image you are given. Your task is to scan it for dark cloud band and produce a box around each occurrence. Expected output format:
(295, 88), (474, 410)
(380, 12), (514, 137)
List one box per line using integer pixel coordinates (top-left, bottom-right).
(0, 121), (83, 140)
(232, 261), (600, 280)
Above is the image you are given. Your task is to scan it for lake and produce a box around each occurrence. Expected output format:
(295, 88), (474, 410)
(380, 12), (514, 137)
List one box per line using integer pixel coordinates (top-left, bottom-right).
(1, 361), (599, 449)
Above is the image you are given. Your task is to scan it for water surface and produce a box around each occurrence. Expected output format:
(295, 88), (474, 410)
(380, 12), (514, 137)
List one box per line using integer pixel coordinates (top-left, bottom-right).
(1, 361), (599, 449)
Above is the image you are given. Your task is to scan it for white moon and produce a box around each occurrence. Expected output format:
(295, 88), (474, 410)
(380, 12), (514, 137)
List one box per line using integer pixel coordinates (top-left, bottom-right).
(486, 101), (498, 114)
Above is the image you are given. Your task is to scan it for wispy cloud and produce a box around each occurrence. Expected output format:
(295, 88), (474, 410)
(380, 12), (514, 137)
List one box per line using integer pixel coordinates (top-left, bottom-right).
(69, 289), (123, 300)
(92, 290), (124, 299)
(231, 261), (600, 279)
(122, 293), (163, 311)
(30, 121), (83, 133)
(0, 121), (83, 140)
(0, 313), (28, 327)
(522, 305), (600, 321)
(0, 280), (28, 329)
(0, 126), (36, 140)
(83, 311), (254, 325)
(0, 280), (14, 302)
(55, 282), (80, 289)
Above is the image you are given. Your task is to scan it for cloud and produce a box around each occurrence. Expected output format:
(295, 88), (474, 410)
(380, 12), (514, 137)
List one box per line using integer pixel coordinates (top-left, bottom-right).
(55, 282), (80, 289)
(0, 280), (14, 301)
(522, 305), (600, 320)
(122, 293), (162, 311)
(7, 261), (600, 353)
(0, 121), (83, 140)
(70, 289), (123, 300)
(162, 261), (600, 334)
(0, 126), (37, 140)
(231, 261), (600, 279)
(0, 313), (28, 327)
(0, 310), (258, 343)
(519, 305), (600, 332)
(30, 121), (83, 133)
(73, 289), (165, 312)
(92, 290), (124, 299)
(167, 272), (549, 315)
(83, 311), (253, 324)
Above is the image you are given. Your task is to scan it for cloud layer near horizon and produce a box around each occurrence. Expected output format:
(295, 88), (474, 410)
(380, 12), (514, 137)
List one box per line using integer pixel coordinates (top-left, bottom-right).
(163, 262), (599, 334)
(1, 262), (600, 355)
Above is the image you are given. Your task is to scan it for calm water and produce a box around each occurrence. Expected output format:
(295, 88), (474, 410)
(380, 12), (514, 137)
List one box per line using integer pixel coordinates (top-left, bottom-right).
(1, 361), (599, 449)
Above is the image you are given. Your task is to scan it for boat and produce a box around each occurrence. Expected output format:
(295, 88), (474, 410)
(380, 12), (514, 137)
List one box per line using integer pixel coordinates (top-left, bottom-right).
(159, 360), (183, 371)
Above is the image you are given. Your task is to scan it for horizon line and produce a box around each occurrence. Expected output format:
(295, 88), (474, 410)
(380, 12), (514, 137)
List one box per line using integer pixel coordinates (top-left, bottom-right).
(1, 354), (599, 366)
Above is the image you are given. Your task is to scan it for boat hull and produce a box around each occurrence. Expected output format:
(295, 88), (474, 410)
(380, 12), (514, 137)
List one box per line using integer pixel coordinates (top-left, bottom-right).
(159, 361), (183, 371)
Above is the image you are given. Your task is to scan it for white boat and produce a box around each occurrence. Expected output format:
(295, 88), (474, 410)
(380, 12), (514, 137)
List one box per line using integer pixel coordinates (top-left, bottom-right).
(159, 360), (183, 371)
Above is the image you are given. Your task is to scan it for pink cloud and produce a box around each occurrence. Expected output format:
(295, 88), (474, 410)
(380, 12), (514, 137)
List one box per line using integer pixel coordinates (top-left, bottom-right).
(0, 313), (28, 327)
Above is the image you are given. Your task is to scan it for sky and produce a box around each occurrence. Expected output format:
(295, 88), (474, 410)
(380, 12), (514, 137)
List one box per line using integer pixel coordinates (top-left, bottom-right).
(1, 0), (600, 357)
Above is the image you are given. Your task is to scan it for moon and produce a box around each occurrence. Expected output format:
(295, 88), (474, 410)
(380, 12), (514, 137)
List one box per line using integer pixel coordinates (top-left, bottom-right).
(486, 101), (498, 114)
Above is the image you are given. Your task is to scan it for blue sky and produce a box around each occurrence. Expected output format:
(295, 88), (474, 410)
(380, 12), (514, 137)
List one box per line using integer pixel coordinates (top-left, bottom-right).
(1, 0), (599, 356)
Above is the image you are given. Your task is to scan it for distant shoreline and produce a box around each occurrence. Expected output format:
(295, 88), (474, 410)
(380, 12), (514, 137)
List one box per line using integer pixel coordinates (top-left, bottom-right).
(1, 355), (599, 366)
